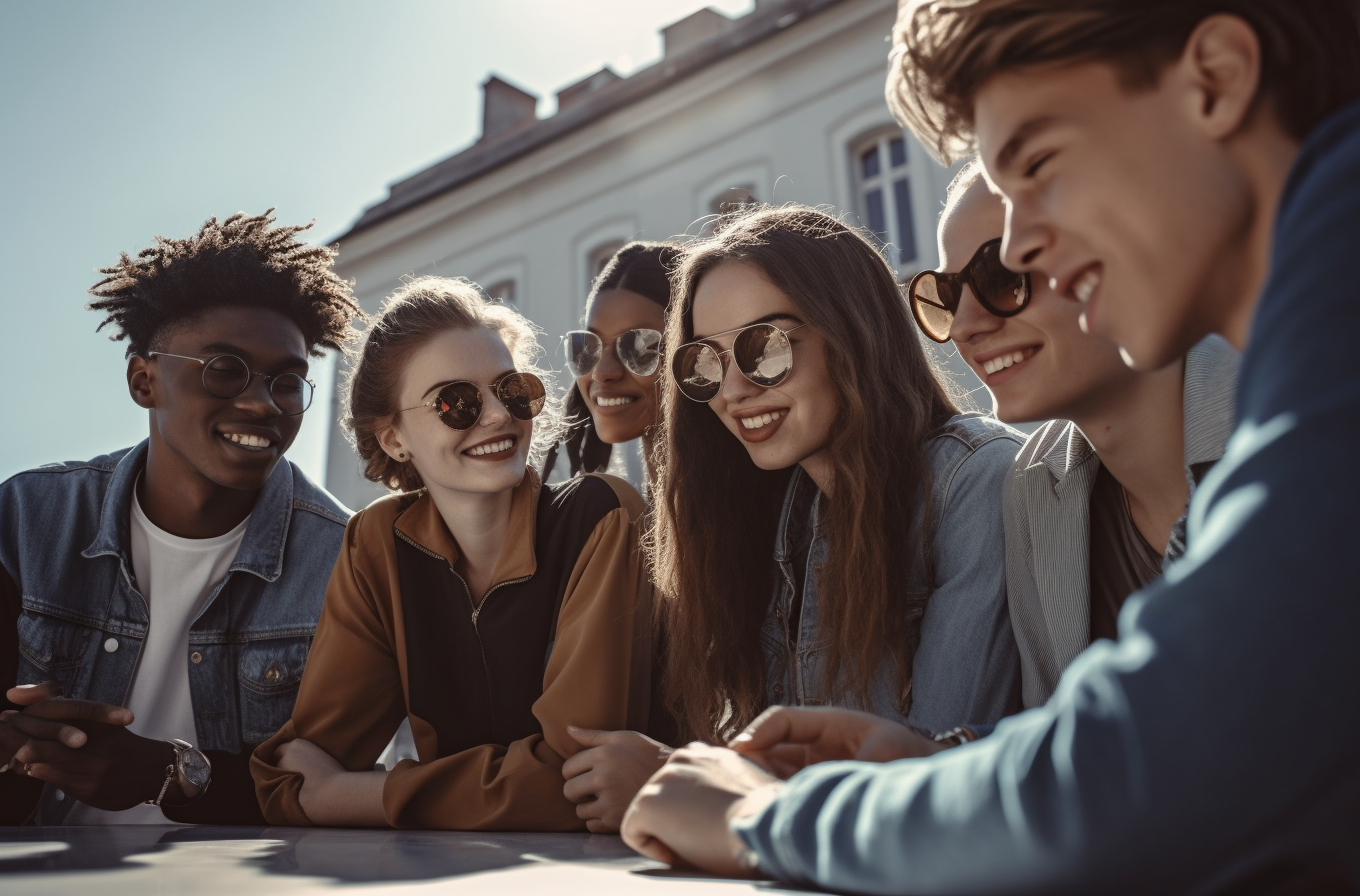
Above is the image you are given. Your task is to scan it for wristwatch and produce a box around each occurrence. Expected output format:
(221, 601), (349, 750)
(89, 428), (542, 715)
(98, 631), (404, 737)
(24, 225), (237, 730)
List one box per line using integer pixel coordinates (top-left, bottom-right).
(932, 726), (979, 748)
(148, 739), (212, 807)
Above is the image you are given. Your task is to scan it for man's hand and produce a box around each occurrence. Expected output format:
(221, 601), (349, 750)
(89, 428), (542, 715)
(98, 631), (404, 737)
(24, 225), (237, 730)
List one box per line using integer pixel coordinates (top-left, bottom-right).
(620, 742), (782, 878)
(561, 727), (673, 833)
(2, 684), (173, 810)
(728, 705), (942, 778)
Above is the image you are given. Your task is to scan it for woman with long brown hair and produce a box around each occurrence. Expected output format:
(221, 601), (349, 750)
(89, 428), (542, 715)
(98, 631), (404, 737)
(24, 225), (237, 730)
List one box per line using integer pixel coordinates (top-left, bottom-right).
(561, 205), (1020, 831)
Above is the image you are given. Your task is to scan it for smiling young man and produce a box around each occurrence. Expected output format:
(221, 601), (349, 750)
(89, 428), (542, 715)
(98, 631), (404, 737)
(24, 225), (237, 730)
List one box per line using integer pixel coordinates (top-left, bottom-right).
(0, 211), (360, 825)
(620, 1), (1360, 892)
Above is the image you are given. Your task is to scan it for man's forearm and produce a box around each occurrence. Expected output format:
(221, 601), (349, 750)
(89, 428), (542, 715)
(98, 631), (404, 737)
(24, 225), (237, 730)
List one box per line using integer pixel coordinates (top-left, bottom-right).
(160, 749), (267, 825)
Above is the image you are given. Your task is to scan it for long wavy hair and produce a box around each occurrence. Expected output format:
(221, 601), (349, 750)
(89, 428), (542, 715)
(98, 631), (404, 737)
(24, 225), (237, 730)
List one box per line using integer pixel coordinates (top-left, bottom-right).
(649, 206), (959, 741)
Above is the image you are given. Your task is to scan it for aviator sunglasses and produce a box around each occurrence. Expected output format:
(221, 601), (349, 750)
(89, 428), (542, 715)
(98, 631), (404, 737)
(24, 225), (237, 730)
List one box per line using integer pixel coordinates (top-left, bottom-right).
(398, 371), (547, 430)
(672, 322), (806, 403)
(564, 328), (663, 378)
(908, 237), (1031, 343)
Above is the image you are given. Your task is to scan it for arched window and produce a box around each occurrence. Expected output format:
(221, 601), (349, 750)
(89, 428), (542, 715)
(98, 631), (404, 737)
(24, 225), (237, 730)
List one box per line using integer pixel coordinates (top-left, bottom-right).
(852, 131), (919, 267)
(483, 279), (516, 305)
(709, 185), (757, 216)
(585, 240), (627, 294)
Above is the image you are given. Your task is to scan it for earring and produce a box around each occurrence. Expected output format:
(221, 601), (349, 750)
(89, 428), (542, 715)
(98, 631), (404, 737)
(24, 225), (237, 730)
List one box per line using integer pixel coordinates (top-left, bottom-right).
(396, 451), (407, 461)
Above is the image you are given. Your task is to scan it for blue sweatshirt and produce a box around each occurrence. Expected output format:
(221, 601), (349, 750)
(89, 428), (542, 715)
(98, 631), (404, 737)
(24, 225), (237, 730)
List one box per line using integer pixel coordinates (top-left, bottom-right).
(734, 99), (1360, 895)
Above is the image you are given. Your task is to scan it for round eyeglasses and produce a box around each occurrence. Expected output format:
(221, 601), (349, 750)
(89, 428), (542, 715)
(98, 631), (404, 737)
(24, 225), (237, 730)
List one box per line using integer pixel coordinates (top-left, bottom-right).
(146, 352), (314, 416)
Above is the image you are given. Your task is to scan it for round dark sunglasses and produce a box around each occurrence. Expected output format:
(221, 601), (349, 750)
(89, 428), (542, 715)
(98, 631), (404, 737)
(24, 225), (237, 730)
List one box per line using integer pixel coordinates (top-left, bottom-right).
(564, 328), (663, 378)
(908, 238), (1031, 343)
(146, 352), (314, 416)
(672, 322), (806, 403)
(399, 371), (547, 431)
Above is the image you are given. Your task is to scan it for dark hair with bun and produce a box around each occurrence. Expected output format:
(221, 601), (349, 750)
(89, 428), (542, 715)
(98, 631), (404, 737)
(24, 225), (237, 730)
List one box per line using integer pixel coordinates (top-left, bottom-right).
(544, 240), (680, 480)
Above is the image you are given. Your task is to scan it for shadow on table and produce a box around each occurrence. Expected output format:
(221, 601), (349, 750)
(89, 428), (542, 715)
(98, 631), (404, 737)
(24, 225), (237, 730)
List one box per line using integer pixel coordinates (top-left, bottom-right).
(633, 865), (821, 893)
(250, 826), (640, 883)
(0, 824), (642, 885)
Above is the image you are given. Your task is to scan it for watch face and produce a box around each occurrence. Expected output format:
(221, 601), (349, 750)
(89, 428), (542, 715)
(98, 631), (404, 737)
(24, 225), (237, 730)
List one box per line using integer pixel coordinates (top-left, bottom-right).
(179, 749), (212, 789)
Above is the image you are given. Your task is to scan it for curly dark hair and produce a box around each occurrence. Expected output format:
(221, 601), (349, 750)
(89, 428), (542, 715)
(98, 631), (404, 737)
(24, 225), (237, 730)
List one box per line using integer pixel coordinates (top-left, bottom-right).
(87, 209), (360, 357)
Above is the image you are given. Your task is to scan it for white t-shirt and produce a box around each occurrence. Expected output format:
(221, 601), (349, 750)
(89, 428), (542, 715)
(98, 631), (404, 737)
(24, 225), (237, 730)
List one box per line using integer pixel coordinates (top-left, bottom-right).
(64, 483), (248, 825)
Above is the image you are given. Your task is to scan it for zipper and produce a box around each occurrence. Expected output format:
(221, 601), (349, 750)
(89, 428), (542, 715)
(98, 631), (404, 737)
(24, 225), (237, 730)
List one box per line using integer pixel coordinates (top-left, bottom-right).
(469, 574), (532, 624)
(394, 528), (533, 740)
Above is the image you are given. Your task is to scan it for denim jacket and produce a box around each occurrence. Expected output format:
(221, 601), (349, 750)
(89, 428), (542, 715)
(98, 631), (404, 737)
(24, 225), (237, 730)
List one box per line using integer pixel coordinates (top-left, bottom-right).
(0, 442), (349, 824)
(761, 413), (1023, 734)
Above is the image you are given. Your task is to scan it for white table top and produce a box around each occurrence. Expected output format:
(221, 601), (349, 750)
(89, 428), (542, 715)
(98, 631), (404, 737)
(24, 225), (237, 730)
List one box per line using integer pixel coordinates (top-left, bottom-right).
(0, 825), (815, 894)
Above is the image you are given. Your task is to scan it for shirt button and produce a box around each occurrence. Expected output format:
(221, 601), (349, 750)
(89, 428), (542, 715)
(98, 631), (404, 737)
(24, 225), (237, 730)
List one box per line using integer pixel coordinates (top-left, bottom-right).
(190, 651), (203, 664)
(103, 638), (119, 653)
(55, 790), (65, 801)
(264, 662), (282, 683)
(773, 684), (784, 696)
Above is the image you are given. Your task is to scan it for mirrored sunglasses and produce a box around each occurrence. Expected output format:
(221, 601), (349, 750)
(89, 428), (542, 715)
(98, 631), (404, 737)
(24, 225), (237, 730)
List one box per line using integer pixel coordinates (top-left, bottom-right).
(564, 329), (663, 378)
(908, 238), (1031, 343)
(400, 371), (547, 431)
(672, 322), (806, 403)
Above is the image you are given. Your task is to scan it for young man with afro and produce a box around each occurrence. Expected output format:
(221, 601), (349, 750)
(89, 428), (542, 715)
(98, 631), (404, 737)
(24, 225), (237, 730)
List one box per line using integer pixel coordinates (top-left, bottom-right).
(0, 210), (360, 825)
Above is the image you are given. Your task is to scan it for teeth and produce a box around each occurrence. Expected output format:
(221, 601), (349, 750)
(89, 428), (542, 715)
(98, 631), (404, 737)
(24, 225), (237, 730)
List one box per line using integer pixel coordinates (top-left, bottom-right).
(982, 351), (1027, 375)
(740, 411), (784, 430)
(596, 396), (636, 408)
(467, 438), (514, 456)
(1073, 269), (1100, 303)
(225, 433), (272, 449)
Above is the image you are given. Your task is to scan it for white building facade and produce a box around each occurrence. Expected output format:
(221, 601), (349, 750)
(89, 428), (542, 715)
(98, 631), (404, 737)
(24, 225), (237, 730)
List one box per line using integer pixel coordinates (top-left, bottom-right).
(325, 0), (973, 508)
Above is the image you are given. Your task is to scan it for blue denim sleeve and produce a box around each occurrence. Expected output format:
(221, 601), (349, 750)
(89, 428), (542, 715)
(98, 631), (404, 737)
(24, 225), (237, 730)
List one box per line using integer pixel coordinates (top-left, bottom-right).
(906, 434), (1022, 734)
(732, 104), (1360, 894)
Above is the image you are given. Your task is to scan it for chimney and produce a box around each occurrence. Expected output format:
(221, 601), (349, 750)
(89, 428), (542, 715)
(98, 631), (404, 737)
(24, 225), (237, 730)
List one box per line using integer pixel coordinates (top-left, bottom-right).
(481, 75), (538, 141)
(556, 67), (622, 113)
(662, 8), (735, 59)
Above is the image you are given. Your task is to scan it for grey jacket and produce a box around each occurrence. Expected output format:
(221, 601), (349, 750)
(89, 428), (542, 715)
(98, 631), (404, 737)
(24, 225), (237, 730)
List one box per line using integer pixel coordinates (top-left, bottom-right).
(1003, 335), (1240, 707)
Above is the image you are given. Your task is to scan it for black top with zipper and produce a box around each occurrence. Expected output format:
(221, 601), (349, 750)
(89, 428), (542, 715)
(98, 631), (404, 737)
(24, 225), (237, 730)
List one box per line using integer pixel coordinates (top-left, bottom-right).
(394, 475), (621, 757)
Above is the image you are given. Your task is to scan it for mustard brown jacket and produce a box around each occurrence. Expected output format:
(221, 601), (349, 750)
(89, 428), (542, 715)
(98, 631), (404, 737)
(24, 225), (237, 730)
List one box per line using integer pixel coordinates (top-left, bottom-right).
(251, 470), (653, 830)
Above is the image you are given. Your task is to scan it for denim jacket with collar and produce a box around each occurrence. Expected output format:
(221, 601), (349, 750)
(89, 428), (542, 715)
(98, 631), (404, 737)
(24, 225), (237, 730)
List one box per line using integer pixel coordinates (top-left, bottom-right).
(0, 441), (349, 824)
(760, 412), (1024, 735)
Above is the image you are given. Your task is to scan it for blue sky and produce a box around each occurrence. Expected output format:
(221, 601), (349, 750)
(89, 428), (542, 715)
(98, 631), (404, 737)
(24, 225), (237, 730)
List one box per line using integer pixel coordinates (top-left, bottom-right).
(0, 0), (753, 484)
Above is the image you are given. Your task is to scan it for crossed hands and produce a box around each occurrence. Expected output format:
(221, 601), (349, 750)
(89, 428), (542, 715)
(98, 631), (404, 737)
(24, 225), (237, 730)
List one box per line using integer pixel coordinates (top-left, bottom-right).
(618, 705), (941, 876)
(1, 682), (176, 810)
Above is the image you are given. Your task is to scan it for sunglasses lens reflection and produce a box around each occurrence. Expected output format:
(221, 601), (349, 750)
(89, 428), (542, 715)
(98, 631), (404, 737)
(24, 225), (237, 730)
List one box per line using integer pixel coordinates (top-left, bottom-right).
(911, 275), (954, 343)
(734, 325), (792, 386)
(566, 332), (602, 377)
(619, 329), (663, 376)
(498, 373), (547, 421)
(434, 381), (484, 430)
(673, 343), (723, 402)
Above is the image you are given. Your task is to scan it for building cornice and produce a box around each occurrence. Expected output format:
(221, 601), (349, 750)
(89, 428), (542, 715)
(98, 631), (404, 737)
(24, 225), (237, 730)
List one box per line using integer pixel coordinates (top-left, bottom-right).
(337, 0), (854, 242)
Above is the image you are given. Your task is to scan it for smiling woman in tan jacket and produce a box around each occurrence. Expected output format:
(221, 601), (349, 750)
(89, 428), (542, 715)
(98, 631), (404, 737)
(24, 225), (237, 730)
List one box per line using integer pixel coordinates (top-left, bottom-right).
(250, 277), (654, 830)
